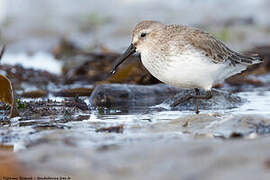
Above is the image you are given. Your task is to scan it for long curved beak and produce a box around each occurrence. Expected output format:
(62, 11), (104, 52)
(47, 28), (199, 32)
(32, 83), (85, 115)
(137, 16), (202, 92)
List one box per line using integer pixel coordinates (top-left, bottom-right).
(110, 44), (136, 75)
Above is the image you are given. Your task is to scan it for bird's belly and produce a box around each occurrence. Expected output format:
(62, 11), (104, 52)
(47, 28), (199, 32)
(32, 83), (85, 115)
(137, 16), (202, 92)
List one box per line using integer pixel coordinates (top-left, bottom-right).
(142, 55), (245, 90)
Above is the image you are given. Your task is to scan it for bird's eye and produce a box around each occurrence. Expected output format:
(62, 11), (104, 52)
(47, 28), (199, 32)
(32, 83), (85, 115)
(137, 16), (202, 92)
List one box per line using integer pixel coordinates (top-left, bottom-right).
(140, 33), (146, 38)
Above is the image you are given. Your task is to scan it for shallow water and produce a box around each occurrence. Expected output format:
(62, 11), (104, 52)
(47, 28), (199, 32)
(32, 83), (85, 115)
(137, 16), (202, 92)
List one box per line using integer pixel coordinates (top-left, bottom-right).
(0, 89), (268, 152)
(234, 91), (270, 115)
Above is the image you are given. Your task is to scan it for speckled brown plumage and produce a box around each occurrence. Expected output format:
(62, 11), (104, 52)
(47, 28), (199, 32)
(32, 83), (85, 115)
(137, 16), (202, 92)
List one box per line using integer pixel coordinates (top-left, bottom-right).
(167, 24), (262, 65)
(132, 21), (263, 65)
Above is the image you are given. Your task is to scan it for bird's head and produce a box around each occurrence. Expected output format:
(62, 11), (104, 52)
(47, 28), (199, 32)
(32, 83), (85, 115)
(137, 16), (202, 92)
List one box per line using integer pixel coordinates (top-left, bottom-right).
(111, 20), (164, 74)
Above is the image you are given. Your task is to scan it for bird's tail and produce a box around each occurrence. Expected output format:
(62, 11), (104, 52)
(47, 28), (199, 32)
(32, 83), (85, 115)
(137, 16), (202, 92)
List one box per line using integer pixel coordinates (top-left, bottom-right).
(231, 52), (263, 65)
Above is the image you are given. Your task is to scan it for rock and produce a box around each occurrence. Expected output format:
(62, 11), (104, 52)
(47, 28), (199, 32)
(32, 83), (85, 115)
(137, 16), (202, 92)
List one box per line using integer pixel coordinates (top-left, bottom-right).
(61, 52), (160, 85)
(21, 90), (48, 98)
(64, 97), (89, 111)
(165, 89), (244, 111)
(0, 64), (60, 89)
(89, 84), (244, 111)
(89, 84), (179, 108)
(53, 87), (93, 97)
(96, 124), (124, 133)
(62, 52), (118, 84)
(148, 114), (270, 139)
(15, 136), (270, 180)
(103, 61), (160, 85)
(226, 75), (264, 87)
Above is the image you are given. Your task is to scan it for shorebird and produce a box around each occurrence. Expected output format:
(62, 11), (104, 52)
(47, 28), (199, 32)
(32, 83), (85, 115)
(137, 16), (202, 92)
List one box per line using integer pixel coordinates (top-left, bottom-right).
(111, 20), (262, 114)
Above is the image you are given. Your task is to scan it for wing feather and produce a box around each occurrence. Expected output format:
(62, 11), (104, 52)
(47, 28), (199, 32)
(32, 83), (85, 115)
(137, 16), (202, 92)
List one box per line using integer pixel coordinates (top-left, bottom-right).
(166, 25), (263, 65)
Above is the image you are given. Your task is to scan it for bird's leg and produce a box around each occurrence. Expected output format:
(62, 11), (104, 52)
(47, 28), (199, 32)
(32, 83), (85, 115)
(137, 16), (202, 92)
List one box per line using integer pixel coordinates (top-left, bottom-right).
(195, 90), (212, 100)
(171, 90), (213, 113)
(194, 88), (200, 114)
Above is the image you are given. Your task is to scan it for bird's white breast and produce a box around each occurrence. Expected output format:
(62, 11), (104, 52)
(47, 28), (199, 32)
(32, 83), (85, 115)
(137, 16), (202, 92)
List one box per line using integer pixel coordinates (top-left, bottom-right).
(140, 47), (246, 90)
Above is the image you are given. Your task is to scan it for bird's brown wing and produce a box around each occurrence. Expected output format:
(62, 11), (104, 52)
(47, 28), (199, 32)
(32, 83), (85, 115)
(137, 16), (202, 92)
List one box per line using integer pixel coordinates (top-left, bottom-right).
(183, 28), (262, 65)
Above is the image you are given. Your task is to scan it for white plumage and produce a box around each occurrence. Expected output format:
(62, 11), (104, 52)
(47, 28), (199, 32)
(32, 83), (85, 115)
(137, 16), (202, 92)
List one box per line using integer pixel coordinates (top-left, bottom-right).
(141, 46), (246, 90)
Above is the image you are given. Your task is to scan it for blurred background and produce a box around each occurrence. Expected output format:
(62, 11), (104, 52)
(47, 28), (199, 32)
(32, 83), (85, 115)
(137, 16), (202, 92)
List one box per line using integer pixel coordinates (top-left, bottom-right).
(1, 0), (270, 54)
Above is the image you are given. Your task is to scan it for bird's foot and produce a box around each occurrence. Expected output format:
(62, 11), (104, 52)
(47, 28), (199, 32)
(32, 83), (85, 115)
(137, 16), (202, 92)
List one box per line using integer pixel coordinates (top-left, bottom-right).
(170, 90), (212, 114)
(170, 93), (193, 107)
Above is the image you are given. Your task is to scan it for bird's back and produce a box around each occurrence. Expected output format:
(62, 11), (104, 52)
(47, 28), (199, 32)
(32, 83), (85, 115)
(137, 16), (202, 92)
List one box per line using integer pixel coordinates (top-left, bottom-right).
(164, 24), (263, 66)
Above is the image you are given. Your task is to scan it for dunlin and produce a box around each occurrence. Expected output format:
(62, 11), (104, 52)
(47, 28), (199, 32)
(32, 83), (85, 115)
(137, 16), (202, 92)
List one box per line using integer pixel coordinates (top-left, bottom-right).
(111, 20), (262, 113)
